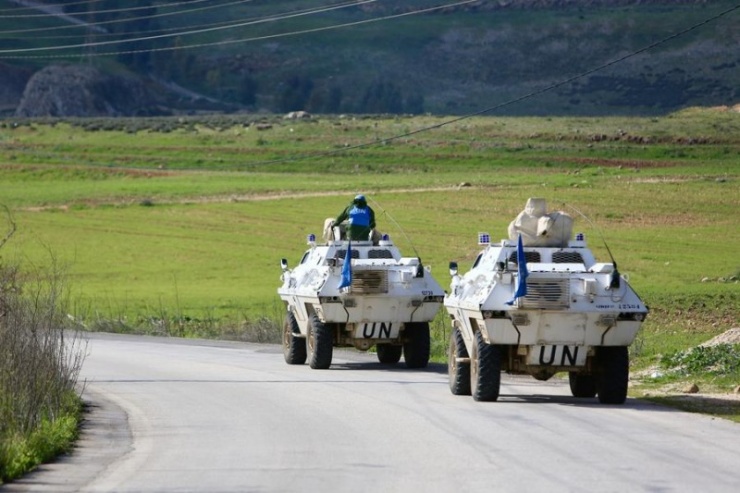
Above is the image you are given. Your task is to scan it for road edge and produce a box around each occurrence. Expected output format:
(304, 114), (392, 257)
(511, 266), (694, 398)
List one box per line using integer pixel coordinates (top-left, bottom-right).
(2, 388), (132, 492)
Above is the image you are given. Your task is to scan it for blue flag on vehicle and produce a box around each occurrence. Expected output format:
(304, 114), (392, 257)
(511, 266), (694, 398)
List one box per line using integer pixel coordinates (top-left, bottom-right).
(505, 234), (528, 306)
(338, 241), (352, 290)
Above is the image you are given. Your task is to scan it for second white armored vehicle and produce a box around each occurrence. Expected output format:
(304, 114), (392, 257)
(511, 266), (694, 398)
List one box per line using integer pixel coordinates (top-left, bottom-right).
(444, 198), (648, 404)
(278, 221), (445, 369)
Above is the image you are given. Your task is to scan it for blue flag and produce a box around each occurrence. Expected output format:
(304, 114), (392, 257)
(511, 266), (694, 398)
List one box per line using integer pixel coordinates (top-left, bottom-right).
(338, 241), (352, 289)
(505, 234), (528, 306)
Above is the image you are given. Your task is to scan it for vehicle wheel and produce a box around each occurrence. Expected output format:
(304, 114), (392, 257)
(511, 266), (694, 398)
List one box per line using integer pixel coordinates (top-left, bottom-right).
(470, 330), (501, 402)
(568, 372), (596, 398)
(307, 314), (333, 369)
(376, 344), (403, 364)
(283, 312), (306, 365)
(403, 322), (430, 369)
(448, 328), (471, 396)
(595, 346), (629, 404)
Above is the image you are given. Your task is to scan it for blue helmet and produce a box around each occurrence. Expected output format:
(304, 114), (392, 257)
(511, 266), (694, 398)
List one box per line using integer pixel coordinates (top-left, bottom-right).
(354, 194), (366, 204)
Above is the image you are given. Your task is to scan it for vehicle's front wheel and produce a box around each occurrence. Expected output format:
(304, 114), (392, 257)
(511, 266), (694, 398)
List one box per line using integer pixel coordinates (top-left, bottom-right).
(595, 346), (629, 404)
(376, 344), (403, 364)
(470, 331), (501, 402)
(307, 314), (333, 369)
(448, 328), (471, 395)
(568, 372), (597, 398)
(282, 312), (306, 365)
(403, 322), (430, 369)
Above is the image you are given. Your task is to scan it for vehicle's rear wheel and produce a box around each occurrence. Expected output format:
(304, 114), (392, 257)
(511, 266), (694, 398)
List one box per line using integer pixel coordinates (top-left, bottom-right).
(282, 312), (306, 365)
(403, 322), (430, 369)
(470, 331), (501, 401)
(568, 372), (597, 398)
(307, 314), (333, 369)
(595, 346), (629, 404)
(376, 344), (403, 364)
(448, 328), (471, 396)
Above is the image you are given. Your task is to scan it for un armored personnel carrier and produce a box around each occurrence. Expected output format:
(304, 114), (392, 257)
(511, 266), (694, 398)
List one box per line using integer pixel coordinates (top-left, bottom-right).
(444, 198), (648, 404)
(278, 220), (445, 369)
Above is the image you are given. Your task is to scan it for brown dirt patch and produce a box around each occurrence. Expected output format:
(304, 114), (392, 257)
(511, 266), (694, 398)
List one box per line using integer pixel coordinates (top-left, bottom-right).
(0, 163), (178, 178)
(700, 328), (740, 347)
(606, 211), (705, 227)
(18, 186), (460, 212)
(553, 157), (679, 169)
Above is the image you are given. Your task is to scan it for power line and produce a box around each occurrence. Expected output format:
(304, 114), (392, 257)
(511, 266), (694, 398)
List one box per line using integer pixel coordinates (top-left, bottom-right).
(1, 1), (366, 38)
(0, 0), (377, 53)
(0, 0), (258, 34)
(0, 0), (477, 57)
(0, 0), (118, 14)
(8, 7), (282, 40)
(0, 0), (216, 18)
(0, 0), (83, 14)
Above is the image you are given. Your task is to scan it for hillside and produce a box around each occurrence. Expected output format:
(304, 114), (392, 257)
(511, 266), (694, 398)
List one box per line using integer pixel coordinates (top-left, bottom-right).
(0, 0), (738, 117)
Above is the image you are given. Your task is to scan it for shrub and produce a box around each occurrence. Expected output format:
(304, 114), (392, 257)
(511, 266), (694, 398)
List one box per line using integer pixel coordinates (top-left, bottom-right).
(0, 215), (85, 482)
(660, 344), (740, 376)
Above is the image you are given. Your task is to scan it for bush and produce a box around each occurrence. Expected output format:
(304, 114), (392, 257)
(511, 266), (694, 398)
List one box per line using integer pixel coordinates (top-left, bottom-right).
(660, 344), (740, 376)
(0, 247), (85, 482)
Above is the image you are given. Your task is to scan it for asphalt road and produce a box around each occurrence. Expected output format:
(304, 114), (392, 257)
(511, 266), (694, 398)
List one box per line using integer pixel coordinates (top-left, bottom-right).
(6, 332), (740, 492)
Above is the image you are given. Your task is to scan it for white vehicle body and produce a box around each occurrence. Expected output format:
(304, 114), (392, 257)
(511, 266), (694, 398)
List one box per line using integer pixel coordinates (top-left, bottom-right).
(278, 227), (445, 369)
(444, 199), (648, 403)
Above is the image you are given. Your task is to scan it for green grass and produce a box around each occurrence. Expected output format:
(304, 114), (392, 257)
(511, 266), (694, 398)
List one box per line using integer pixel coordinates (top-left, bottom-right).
(0, 394), (81, 483)
(2, 113), (737, 314)
(1, 110), (739, 415)
(8, 182), (735, 322)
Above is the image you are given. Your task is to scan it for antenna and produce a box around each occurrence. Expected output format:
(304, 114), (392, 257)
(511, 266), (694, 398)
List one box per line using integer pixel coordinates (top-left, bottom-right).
(366, 196), (422, 260)
(562, 202), (621, 289)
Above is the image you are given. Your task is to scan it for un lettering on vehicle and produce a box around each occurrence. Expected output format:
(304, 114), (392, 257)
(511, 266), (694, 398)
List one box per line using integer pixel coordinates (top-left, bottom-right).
(354, 322), (399, 339)
(526, 345), (587, 366)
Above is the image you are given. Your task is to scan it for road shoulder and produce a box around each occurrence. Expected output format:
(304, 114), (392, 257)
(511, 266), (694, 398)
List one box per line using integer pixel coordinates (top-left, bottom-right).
(2, 389), (131, 492)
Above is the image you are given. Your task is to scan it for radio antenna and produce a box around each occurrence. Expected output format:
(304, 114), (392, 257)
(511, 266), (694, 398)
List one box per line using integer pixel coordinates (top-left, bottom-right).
(562, 202), (621, 289)
(367, 196), (422, 260)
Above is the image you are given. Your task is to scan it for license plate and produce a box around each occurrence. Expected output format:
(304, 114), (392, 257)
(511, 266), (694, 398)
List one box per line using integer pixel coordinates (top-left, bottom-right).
(526, 345), (587, 367)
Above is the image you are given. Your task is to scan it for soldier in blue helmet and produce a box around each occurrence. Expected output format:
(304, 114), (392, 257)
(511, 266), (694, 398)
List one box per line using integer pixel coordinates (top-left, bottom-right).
(334, 194), (376, 241)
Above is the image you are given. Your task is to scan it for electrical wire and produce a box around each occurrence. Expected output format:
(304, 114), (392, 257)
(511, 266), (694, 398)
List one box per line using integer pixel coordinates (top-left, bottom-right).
(0, 0), (122, 14)
(0, 0), (378, 53)
(0, 0), (368, 38)
(0, 0), (216, 18)
(0, 0), (260, 34)
(7, 3), (329, 40)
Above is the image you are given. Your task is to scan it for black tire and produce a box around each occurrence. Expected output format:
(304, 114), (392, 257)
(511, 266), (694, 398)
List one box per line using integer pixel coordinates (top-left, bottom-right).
(470, 331), (501, 402)
(282, 312), (307, 365)
(307, 314), (333, 369)
(595, 346), (629, 404)
(568, 372), (597, 398)
(403, 322), (430, 369)
(376, 344), (403, 364)
(448, 328), (471, 396)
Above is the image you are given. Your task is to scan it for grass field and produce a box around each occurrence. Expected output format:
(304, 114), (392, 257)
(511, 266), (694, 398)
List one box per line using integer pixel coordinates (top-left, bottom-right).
(1, 109), (738, 413)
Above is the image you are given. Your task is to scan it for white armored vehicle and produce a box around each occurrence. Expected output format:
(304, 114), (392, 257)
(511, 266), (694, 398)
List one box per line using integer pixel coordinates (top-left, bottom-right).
(444, 198), (648, 404)
(278, 221), (445, 369)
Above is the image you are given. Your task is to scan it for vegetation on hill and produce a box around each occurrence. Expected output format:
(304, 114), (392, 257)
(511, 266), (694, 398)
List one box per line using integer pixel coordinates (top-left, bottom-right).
(0, 0), (738, 116)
